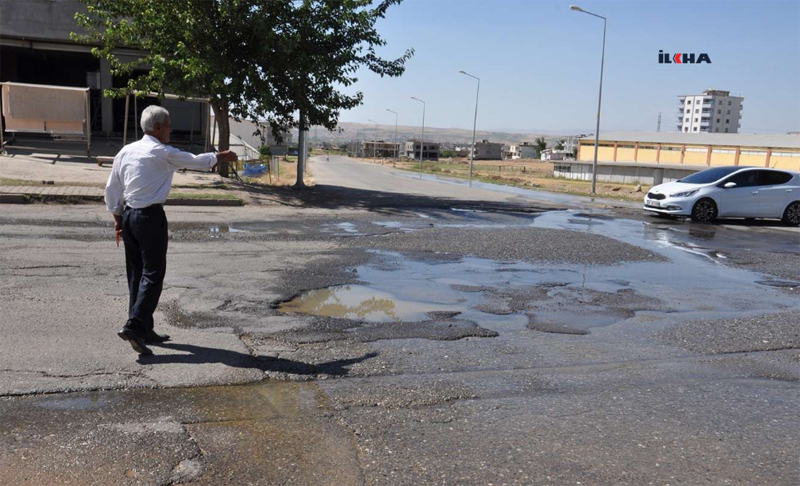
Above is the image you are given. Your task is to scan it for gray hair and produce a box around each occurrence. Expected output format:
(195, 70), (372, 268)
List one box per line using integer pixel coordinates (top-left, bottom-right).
(141, 105), (170, 133)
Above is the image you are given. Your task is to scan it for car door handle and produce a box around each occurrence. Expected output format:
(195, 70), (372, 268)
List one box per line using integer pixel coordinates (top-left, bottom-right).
(751, 191), (758, 195)
(786, 189), (794, 192)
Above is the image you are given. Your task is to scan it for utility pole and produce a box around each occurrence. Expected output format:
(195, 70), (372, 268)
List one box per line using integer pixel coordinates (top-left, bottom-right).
(657, 112), (662, 132)
(386, 109), (398, 167)
(411, 97), (426, 179)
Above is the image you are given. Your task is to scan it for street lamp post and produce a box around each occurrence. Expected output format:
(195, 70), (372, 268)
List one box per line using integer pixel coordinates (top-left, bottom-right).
(386, 109), (399, 167)
(368, 119), (378, 160)
(459, 70), (480, 185)
(411, 97), (425, 178)
(570, 4), (606, 195)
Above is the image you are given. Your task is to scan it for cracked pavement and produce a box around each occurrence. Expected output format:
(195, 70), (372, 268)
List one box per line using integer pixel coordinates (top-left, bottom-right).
(1, 155), (799, 485)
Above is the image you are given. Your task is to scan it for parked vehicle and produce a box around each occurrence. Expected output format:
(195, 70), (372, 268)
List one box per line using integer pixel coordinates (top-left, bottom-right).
(643, 166), (800, 225)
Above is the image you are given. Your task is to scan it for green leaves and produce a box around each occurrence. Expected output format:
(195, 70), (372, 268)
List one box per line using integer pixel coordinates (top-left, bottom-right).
(74, 0), (412, 142)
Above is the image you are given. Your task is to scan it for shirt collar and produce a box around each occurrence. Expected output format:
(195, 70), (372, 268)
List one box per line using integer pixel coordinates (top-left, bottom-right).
(143, 134), (161, 144)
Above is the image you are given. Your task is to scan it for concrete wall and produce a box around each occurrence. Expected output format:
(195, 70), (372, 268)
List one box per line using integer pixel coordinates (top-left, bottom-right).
(579, 139), (800, 172)
(0, 0), (88, 42)
(553, 161), (696, 186)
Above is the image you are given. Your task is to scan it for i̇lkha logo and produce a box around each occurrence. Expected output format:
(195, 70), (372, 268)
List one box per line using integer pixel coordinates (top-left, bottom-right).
(659, 50), (711, 64)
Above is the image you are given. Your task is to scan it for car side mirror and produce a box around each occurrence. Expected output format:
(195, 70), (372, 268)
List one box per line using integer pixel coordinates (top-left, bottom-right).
(723, 182), (737, 189)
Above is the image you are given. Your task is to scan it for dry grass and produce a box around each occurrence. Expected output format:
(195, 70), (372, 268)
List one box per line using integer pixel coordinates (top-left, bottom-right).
(358, 157), (649, 201)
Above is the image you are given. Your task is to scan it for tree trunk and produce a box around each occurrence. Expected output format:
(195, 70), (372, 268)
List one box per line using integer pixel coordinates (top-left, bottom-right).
(211, 100), (230, 178)
(294, 109), (306, 188)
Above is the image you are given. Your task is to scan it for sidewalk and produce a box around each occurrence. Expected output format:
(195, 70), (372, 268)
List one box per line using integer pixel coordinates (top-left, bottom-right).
(0, 185), (103, 197)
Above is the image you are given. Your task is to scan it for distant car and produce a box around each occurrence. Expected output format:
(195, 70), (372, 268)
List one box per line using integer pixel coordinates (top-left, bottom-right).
(643, 166), (800, 225)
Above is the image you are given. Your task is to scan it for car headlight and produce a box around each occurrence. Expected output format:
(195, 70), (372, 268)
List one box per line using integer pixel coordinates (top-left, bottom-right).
(669, 189), (699, 198)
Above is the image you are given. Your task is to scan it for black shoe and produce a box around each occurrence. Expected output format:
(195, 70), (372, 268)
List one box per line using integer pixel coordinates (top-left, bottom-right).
(117, 329), (153, 355)
(143, 331), (171, 344)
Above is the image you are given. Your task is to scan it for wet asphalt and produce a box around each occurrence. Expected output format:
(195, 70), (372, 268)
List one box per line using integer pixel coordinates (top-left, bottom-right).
(1, 155), (799, 485)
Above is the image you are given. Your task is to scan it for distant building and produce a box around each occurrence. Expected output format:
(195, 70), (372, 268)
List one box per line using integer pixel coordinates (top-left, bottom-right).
(558, 131), (800, 185)
(503, 145), (520, 160)
(678, 89), (743, 134)
(472, 140), (503, 160)
(503, 142), (539, 160)
(362, 140), (401, 158)
(540, 149), (569, 161)
(520, 142), (539, 159)
(404, 140), (439, 160)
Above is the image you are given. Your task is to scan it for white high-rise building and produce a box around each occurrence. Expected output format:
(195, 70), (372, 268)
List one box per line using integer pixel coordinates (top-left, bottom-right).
(678, 89), (743, 134)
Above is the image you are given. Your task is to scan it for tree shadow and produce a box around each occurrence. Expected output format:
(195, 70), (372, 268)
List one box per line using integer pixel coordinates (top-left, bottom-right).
(137, 342), (378, 376)
(228, 179), (555, 217)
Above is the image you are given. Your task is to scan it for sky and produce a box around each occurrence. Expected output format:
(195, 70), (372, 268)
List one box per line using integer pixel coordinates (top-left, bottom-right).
(337, 0), (800, 134)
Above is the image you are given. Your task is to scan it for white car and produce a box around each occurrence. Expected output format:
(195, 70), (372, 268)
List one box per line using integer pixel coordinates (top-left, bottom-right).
(643, 166), (800, 225)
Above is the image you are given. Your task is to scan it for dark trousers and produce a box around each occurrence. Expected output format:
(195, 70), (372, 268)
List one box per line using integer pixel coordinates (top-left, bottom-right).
(122, 205), (168, 336)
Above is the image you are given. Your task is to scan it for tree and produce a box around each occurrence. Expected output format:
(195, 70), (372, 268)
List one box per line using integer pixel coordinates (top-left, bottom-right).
(535, 136), (547, 156)
(245, 0), (413, 187)
(73, 0), (412, 184)
(555, 140), (565, 150)
(258, 144), (271, 159)
(74, 0), (259, 176)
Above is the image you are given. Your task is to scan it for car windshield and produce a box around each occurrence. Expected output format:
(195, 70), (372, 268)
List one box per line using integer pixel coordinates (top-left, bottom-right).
(677, 167), (744, 184)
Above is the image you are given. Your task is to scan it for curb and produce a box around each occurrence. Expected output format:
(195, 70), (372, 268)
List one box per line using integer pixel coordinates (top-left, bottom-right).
(165, 198), (244, 207)
(0, 194), (28, 204)
(0, 193), (244, 206)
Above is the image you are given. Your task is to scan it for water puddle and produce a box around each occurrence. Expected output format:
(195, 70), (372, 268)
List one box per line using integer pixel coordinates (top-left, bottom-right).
(279, 285), (458, 323)
(209, 225), (246, 238)
(35, 395), (112, 410)
(279, 220), (799, 335)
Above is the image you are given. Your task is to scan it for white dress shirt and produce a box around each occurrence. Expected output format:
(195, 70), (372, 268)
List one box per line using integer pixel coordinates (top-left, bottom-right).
(105, 135), (217, 215)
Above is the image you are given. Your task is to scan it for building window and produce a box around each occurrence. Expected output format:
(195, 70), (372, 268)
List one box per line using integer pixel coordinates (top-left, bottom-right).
(724, 128), (729, 133)
(687, 100), (692, 104)
(715, 128), (719, 132)
(694, 127), (699, 132)
(726, 119), (730, 123)
(716, 119), (720, 123)
(685, 118), (689, 122)
(694, 118), (698, 122)
(717, 109), (721, 114)
(684, 128), (689, 132)
(695, 109), (699, 113)
(727, 110), (731, 115)
(728, 100), (732, 105)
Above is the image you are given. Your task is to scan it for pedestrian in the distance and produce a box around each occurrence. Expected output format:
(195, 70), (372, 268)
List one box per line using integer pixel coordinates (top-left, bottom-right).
(105, 105), (238, 355)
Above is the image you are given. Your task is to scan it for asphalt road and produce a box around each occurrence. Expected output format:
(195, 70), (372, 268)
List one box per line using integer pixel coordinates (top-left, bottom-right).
(1, 155), (799, 485)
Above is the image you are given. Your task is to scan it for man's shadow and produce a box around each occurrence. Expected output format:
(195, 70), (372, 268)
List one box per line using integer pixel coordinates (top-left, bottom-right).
(137, 342), (377, 377)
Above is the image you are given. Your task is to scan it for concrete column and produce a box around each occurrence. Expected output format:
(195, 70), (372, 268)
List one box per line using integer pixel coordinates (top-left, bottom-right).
(634, 142), (639, 162)
(656, 144), (661, 163)
(680, 145), (685, 164)
(706, 146), (712, 166)
(100, 59), (113, 137)
(654, 168), (664, 186)
(734, 147), (740, 166)
(765, 149), (772, 168)
(613, 142), (618, 162)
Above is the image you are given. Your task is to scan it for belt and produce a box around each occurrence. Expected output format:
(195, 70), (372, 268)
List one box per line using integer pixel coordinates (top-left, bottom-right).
(124, 203), (164, 213)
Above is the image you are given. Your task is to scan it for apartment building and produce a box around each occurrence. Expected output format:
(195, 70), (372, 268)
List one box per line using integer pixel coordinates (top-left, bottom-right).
(678, 89), (743, 134)
(404, 140), (439, 160)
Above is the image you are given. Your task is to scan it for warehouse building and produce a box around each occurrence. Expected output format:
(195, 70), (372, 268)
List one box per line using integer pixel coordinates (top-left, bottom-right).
(556, 132), (800, 185)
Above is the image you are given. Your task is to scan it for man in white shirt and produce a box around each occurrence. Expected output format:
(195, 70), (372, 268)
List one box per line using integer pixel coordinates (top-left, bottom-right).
(106, 105), (237, 355)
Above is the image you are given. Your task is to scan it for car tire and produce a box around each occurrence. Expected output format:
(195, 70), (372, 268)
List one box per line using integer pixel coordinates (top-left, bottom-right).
(782, 201), (800, 227)
(691, 198), (718, 223)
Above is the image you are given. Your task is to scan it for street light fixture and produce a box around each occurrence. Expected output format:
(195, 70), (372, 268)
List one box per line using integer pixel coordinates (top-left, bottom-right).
(411, 97), (426, 178)
(386, 109), (399, 167)
(460, 70), (480, 185)
(570, 4), (606, 195)
(368, 119), (378, 159)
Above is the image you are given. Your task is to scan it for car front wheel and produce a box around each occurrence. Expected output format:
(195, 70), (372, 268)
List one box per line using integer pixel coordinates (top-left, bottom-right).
(691, 198), (718, 223)
(782, 201), (800, 226)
